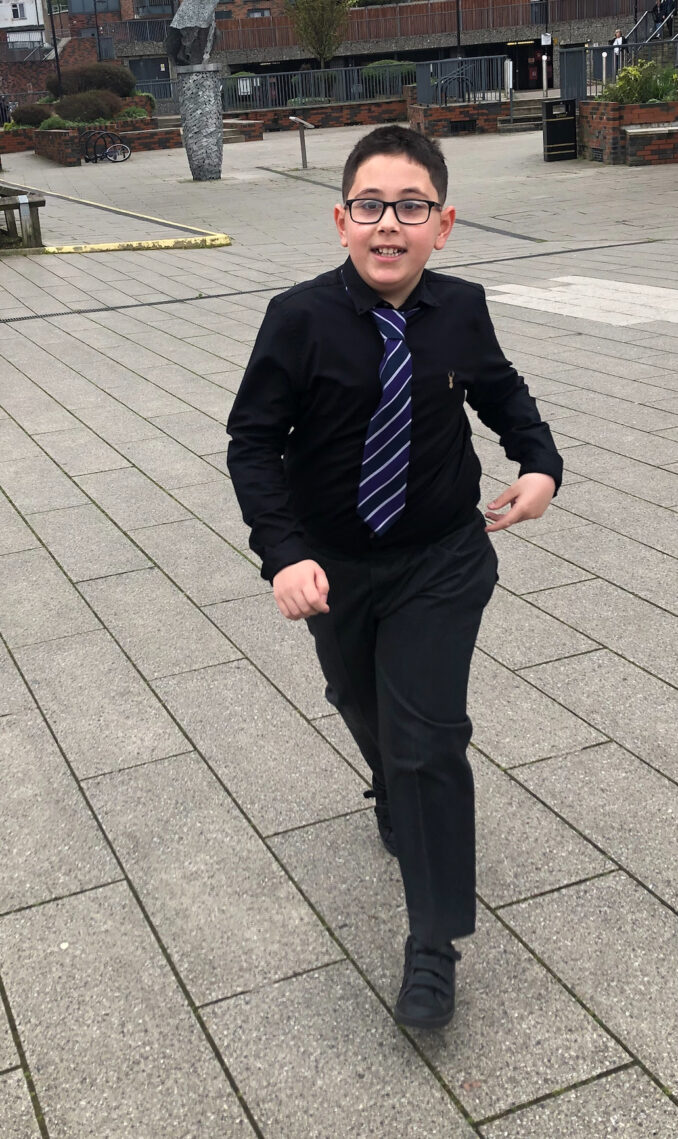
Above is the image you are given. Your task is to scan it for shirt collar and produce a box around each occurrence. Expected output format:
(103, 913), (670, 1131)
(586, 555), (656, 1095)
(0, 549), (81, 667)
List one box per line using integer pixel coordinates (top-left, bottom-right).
(340, 257), (439, 315)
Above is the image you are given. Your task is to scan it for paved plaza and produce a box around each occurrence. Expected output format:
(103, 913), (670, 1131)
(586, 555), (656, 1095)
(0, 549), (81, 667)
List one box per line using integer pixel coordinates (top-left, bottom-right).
(1, 126), (678, 1138)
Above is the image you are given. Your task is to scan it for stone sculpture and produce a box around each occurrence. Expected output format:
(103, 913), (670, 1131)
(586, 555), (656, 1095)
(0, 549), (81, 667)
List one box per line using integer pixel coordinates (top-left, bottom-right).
(167, 0), (223, 181)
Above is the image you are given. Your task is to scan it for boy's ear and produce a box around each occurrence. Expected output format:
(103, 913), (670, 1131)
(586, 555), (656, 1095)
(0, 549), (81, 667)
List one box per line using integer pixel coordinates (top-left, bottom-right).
(334, 203), (349, 247)
(434, 205), (455, 251)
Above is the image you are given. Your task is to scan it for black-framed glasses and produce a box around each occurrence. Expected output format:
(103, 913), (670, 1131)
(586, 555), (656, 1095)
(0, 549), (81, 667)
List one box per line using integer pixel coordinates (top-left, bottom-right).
(344, 198), (442, 225)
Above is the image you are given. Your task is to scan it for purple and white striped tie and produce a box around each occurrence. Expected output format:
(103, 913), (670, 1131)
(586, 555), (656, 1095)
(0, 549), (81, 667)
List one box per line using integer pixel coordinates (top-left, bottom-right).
(358, 306), (417, 536)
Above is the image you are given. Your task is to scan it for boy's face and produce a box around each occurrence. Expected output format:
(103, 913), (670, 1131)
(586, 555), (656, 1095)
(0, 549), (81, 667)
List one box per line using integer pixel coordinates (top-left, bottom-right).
(334, 153), (455, 308)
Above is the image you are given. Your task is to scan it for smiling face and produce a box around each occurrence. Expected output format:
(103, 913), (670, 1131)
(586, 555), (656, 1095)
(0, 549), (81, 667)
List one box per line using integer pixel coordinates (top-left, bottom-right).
(334, 153), (455, 309)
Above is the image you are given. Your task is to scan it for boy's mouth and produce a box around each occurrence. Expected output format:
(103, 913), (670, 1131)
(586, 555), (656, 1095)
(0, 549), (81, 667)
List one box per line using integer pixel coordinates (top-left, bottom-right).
(372, 246), (406, 259)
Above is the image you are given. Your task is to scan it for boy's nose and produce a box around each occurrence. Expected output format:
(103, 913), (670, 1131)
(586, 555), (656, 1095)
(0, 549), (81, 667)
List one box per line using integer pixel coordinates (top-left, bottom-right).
(378, 204), (400, 228)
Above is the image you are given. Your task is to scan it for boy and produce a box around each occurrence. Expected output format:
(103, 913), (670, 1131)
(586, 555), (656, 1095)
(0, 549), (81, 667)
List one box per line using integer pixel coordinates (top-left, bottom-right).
(227, 126), (562, 1030)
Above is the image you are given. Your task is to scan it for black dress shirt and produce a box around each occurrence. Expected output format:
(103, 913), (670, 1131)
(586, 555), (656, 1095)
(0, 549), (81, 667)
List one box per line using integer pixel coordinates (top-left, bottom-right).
(227, 257), (563, 582)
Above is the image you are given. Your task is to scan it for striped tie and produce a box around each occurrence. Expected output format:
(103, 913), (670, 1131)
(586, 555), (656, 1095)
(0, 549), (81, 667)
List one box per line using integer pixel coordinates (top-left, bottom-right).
(358, 306), (417, 536)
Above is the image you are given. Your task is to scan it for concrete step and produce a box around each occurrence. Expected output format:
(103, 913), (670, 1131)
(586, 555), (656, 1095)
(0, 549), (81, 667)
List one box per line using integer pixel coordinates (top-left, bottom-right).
(498, 117), (543, 133)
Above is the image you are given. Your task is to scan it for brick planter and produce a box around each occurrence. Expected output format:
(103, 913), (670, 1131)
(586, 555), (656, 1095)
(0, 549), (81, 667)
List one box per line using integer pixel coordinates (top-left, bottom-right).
(0, 127), (35, 155)
(33, 129), (81, 167)
(578, 100), (678, 164)
(408, 101), (502, 137)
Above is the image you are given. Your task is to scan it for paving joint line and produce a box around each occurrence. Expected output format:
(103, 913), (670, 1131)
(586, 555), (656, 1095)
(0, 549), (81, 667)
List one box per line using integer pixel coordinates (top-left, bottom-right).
(0, 878), (126, 922)
(478, 892), (678, 1111)
(0, 971), (50, 1138)
(474, 1061), (638, 1129)
(197, 957), (347, 1009)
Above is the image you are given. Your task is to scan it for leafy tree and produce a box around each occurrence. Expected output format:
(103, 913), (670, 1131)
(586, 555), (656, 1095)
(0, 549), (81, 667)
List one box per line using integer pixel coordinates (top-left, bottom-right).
(286, 0), (355, 70)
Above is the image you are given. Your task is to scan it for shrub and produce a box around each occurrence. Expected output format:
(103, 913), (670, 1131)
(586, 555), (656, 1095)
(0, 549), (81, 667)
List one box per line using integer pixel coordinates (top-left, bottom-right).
(134, 90), (157, 110)
(37, 94), (56, 104)
(118, 105), (148, 120)
(55, 91), (123, 122)
(11, 102), (53, 126)
(38, 115), (73, 130)
(601, 59), (678, 104)
(287, 95), (330, 106)
(46, 63), (136, 99)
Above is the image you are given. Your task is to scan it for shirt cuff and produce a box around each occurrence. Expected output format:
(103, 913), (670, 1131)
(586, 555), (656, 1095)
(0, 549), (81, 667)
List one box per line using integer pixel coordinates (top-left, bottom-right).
(261, 536), (317, 583)
(518, 457), (563, 497)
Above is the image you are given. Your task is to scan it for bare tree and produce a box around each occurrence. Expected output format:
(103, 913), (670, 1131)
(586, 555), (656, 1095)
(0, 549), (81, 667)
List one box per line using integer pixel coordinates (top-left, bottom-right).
(286, 0), (355, 71)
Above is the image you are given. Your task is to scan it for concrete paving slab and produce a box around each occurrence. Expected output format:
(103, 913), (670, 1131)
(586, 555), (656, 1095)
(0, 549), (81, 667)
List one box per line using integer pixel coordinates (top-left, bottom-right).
(207, 593), (328, 718)
(117, 436), (219, 491)
(87, 752), (339, 1005)
(147, 410), (230, 455)
(0, 548), (100, 649)
(171, 478), (254, 554)
(553, 482), (678, 558)
(469, 650), (605, 766)
(0, 455), (87, 515)
(480, 1066), (678, 1138)
(270, 813), (625, 1120)
(206, 960), (476, 1139)
(74, 467), (190, 531)
(527, 578), (678, 686)
(0, 420), (41, 464)
(529, 524), (678, 614)
(516, 742), (678, 909)
(28, 504), (151, 582)
(0, 883), (253, 1138)
(79, 568), (241, 680)
(0, 1012), (17, 1072)
(132, 519), (265, 605)
(155, 659), (366, 834)
(520, 650), (678, 779)
(0, 1071), (40, 1138)
(492, 529), (593, 594)
(0, 495), (39, 557)
(311, 712), (369, 774)
(15, 630), (187, 779)
(0, 643), (34, 718)
(471, 751), (610, 907)
(562, 444), (678, 508)
(476, 586), (596, 668)
(73, 401), (165, 444)
(31, 427), (129, 477)
(0, 711), (117, 913)
(503, 874), (678, 1097)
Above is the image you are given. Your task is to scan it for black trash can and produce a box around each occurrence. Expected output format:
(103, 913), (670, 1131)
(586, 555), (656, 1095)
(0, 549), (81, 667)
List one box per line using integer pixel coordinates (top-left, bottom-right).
(543, 98), (577, 161)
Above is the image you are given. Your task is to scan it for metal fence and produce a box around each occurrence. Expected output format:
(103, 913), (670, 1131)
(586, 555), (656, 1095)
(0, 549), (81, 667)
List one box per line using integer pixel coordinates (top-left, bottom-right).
(416, 56), (506, 105)
(560, 38), (678, 100)
(0, 39), (51, 63)
(135, 63), (416, 114)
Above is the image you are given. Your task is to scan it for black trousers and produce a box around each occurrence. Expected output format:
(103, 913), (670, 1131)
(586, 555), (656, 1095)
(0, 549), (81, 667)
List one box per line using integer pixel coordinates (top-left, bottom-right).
(306, 511), (497, 947)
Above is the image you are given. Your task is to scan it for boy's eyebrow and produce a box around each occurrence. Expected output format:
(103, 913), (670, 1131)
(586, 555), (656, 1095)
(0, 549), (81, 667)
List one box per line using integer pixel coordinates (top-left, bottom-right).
(350, 187), (431, 197)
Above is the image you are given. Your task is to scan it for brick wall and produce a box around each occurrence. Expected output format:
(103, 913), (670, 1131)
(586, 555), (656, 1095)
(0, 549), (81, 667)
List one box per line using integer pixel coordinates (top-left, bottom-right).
(0, 127), (36, 154)
(408, 101), (501, 137)
(626, 128), (678, 166)
(578, 100), (678, 164)
(33, 127), (82, 166)
(232, 97), (406, 131)
(223, 117), (263, 140)
(0, 59), (55, 97)
(59, 36), (100, 68)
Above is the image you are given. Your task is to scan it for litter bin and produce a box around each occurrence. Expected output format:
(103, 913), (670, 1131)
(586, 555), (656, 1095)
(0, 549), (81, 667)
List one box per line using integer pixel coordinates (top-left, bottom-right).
(542, 98), (577, 161)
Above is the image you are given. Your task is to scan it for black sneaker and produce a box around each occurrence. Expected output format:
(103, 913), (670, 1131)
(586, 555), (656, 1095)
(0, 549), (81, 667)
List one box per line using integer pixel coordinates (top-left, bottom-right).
(363, 774), (396, 856)
(394, 935), (461, 1029)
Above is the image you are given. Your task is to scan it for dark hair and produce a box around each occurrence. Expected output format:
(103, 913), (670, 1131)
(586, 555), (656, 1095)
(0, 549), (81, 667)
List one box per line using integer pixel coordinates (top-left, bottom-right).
(341, 125), (448, 203)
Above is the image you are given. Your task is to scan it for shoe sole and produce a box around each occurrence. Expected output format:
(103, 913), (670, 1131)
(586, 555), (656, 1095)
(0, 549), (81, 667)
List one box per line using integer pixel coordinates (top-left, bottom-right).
(395, 1006), (455, 1030)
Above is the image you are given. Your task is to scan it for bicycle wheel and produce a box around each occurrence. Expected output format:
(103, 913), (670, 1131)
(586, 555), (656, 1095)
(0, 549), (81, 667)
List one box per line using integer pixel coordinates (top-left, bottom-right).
(106, 142), (131, 162)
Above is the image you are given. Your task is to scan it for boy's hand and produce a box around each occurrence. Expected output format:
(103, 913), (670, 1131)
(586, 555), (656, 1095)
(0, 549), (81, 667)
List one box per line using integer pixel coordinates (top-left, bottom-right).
(273, 560), (330, 620)
(485, 473), (556, 532)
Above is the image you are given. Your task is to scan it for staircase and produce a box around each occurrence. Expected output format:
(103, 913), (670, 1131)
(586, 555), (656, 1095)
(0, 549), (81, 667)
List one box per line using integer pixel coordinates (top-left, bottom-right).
(156, 115), (246, 143)
(497, 98), (543, 133)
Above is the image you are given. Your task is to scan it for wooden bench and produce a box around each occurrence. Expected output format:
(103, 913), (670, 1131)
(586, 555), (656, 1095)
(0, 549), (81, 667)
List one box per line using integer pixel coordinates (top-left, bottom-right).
(0, 188), (45, 248)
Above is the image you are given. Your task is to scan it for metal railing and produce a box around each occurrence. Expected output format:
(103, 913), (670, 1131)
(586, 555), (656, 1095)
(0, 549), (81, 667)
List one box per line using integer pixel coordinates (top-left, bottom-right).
(560, 38), (678, 99)
(135, 64), (415, 114)
(0, 39), (51, 63)
(416, 56), (506, 105)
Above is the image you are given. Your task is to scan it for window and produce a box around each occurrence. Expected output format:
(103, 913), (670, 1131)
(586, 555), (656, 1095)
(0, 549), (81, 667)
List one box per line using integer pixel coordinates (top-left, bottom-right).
(11, 3), (27, 18)
(248, 8), (271, 15)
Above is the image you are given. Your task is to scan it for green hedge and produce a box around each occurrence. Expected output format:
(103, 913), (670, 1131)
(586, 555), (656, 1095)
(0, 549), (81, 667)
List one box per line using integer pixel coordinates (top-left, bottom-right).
(47, 63), (136, 99)
(600, 59), (678, 104)
(11, 103), (53, 126)
(55, 91), (123, 123)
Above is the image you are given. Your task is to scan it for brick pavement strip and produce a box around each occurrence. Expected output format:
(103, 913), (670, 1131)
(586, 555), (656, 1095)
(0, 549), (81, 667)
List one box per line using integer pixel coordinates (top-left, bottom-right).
(1, 130), (678, 1135)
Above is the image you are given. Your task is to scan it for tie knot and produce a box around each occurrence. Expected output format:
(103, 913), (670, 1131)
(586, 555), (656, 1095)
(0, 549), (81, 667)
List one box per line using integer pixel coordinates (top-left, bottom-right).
(371, 307), (407, 342)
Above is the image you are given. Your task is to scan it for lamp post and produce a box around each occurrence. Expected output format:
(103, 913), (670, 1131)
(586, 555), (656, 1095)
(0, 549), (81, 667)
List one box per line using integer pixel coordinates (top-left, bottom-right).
(93, 0), (102, 61)
(45, 0), (62, 96)
(455, 0), (461, 53)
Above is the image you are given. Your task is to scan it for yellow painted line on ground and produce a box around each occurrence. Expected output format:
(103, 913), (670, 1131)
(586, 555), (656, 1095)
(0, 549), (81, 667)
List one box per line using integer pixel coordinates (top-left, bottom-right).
(0, 179), (224, 237)
(41, 234), (231, 254)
